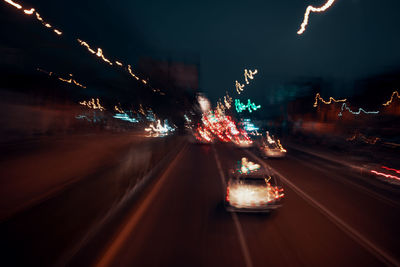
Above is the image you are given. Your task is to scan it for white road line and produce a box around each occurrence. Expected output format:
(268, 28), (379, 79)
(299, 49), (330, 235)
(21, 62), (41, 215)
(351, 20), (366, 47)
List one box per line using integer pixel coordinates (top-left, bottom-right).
(245, 149), (400, 266)
(288, 154), (400, 208)
(212, 145), (253, 267)
(95, 144), (188, 267)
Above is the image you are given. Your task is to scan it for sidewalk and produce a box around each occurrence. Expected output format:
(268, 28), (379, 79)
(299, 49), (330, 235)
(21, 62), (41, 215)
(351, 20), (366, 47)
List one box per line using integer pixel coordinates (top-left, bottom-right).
(0, 133), (143, 221)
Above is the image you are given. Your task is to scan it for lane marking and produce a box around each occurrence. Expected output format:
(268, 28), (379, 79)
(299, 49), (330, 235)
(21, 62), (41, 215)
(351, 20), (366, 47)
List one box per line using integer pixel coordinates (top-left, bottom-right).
(287, 154), (400, 208)
(95, 144), (188, 267)
(212, 145), (253, 267)
(245, 149), (400, 266)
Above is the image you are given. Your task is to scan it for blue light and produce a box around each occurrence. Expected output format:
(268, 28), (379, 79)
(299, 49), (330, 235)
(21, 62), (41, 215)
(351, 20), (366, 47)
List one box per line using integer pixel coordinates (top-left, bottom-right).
(113, 113), (138, 123)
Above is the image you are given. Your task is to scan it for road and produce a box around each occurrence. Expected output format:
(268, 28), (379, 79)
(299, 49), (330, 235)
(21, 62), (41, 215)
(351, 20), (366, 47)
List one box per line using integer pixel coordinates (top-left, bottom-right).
(2, 141), (400, 266)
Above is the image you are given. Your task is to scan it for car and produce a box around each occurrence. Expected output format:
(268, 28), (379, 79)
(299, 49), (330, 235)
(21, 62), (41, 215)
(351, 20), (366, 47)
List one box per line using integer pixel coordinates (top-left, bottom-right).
(261, 141), (287, 158)
(225, 159), (284, 212)
(260, 132), (287, 158)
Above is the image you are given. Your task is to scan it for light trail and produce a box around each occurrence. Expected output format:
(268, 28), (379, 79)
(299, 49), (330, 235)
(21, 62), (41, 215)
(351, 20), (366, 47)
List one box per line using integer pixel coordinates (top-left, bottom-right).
(244, 69), (258, 85)
(381, 166), (400, 175)
(235, 99), (261, 113)
(382, 91), (400, 106)
(114, 105), (124, 113)
(338, 103), (379, 117)
(3, 0), (63, 36)
(313, 93), (346, 107)
(2, 0), (164, 95)
(346, 132), (380, 145)
(224, 92), (233, 109)
(4, 0), (21, 9)
(371, 170), (400, 182)
(235, 69), (258, 94)
(79, 98), (105, 111)
(37, 68), (86, 88)
(235, 81), (245, 94)
(297, 0), (336, 35)
(77, 39), (113, 65)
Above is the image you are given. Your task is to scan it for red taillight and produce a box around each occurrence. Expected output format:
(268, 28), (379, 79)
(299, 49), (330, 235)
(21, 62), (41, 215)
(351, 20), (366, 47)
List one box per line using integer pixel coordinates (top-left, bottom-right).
(226, 187), (230, 202)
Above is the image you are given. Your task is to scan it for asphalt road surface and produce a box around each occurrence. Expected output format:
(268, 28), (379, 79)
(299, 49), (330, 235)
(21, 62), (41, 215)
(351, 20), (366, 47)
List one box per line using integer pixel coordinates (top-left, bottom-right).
(2, 141), (400, 266)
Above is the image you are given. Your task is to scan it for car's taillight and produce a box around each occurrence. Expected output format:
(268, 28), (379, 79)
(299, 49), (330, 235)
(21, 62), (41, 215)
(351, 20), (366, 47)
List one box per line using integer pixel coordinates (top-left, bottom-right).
(226, 187), (230, 202)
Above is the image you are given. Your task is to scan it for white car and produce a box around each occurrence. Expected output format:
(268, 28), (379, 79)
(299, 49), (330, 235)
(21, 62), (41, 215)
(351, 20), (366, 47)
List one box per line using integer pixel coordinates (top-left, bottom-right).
(225, 170), (284, 212)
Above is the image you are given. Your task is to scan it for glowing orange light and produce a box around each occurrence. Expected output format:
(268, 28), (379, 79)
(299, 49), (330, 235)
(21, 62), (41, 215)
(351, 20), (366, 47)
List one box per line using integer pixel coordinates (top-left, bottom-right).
(383, 91), (400, 106)
(23, 8), (35, 14)
(235, 81), (245, 94)
(297, 0), (336, 35)
(4, 0), (22, 9)
(3, 0), (162, 93)
(224, 92), (232, 109)
(244, 69), (258, 84)
(114, 105), (124, 113)
(313, 93), (346, 107)
(79, 98), (105, 111)
(127, 65), (140, 80)
(37, 68), (86, 88)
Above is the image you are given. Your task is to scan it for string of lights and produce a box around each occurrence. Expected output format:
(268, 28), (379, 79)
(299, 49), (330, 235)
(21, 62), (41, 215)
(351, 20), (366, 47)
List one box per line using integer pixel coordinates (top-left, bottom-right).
(235, 99), (261, 113)
(382, 91), (400, 106)
(3, 0), (63, 36)
(313, 93), (346, 107)
(79, 98), (105, 111)
(244, 69), (258, 85)
(37, 68), (86, 88)
(338, 103), (379, 117)
(297, 0), (336, 35)
(224, 92), (233, 109)
(3, 0), (163, 95)
(235, 69), (258, 94)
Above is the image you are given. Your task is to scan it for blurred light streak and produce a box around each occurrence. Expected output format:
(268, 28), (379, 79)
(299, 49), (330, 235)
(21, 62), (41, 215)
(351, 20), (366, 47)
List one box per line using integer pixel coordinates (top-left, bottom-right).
(239, 157), (260, 174)
(23, 8), (34, 14)
(4, 0), (22, 9)
(79, 98), (105, 111)
(384, 142), (400, 148)
(346, 132), (380, 144)
(244, 69), (258, 84)
(114, 105), (124, 113)
(313, 93), (346, 107)
(224, 92), (233, 109)
(3, 0), (165, 95)
(297, 0), (336, 35)
(75, 115), (92, 122)
(145, 119), (175, 137)
(383, 91), (400, 106)
(381, 166), (400, 174)
(37, 68), (86, 88)
(370, 170), (400, 182)
(338, 103), (379, 117)
(77, 39), (113, 65)
(113, 113), (138, 123)
(235, 99), (261, 113)
(3, 0), (63, 36)
(235, 81), (245, 94)
(127, 65), (140, 80)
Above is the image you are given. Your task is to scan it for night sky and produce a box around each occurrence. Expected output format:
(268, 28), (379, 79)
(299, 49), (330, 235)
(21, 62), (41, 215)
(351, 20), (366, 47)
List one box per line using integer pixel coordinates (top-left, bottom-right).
(2, 0), (400, 106)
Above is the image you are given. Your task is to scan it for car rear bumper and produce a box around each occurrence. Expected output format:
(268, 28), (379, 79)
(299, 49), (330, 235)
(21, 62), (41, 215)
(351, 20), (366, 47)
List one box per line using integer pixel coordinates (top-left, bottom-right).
(225, 202), (282, 212)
